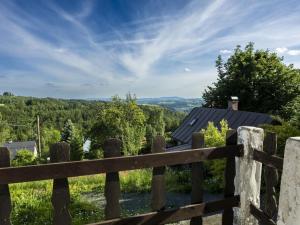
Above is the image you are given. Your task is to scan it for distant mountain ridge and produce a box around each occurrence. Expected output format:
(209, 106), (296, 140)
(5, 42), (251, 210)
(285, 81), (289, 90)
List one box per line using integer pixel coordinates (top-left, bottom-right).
(137, 97), (203, 112)
(86, 96), (202, 112)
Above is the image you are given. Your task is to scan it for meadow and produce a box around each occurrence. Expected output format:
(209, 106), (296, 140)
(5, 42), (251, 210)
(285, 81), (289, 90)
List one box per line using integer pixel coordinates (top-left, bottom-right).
(10, 169), (192, 225)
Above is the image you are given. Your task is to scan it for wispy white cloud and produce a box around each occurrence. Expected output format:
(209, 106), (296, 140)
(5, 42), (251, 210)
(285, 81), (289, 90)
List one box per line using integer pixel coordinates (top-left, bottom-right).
(276, 47), (288, 53)
(287, 50), (300, 56)
(275, 47), (300, 56)
(0, 0), (300, 98)
(220, 49), (232, 54)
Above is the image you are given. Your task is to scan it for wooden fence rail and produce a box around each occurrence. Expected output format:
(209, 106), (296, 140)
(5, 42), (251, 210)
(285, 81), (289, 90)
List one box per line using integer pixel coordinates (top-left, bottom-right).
(0, 145), (243, 184)
(0, 130), (243, 225)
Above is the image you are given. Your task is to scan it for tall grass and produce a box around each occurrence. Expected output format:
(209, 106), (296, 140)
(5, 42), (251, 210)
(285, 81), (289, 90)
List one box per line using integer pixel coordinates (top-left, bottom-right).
(10, 168), (192, 224)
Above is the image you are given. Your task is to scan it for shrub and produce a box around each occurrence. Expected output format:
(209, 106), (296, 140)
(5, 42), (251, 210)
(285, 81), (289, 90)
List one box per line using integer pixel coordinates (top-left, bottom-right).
(260, 122), (300, 157)
(12, 150), (37, 167)
(201, 119), (229, 192)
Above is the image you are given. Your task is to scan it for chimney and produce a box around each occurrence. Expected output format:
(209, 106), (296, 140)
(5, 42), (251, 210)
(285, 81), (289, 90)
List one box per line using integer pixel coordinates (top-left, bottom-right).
(228, 96), (239, 110)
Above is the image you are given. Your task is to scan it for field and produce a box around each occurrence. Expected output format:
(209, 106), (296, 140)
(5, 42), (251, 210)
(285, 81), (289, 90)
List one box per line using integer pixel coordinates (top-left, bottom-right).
(9, 169), (200, 225)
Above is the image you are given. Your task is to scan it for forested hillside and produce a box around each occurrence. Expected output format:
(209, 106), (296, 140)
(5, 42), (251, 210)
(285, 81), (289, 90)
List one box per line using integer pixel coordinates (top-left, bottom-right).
(0, 94), (185, 159)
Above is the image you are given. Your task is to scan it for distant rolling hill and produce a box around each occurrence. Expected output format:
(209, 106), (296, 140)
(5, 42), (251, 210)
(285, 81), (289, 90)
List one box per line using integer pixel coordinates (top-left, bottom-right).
(89, 96), (203, 112)
(136, 97), (203, 112)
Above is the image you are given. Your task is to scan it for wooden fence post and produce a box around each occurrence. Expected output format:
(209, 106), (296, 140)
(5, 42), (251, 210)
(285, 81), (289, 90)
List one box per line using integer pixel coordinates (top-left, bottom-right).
(277, 137), (300, 225)
(263, 132), (278, 221)
(50, 142), (71, 225)
(190, 132), (204, 225)
(222, 129), (237, 225)
(0, 147), (12, 225)
(104, 138), (122, 220)
(151, 136), (166, 212)
(234, 126), (264, 225)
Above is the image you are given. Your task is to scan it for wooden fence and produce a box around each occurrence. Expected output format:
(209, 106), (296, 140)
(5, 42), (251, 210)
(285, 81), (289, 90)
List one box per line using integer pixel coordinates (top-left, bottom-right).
(0, 130), (243, 225)
(250, 132), (283, 225)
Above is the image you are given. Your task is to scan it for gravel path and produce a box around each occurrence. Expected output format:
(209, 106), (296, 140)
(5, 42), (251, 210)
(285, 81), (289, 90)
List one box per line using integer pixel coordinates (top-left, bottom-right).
(83, 191), (222, 224)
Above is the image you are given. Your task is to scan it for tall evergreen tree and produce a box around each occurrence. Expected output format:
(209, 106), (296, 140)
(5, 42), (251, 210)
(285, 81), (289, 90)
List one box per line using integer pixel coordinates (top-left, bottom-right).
(61, 119), (83, 161)
(61, 119), (74, 143)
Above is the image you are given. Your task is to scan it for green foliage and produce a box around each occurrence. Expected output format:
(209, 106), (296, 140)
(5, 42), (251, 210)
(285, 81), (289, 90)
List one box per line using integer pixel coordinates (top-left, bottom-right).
(90, 96), (146, 156)
(61, 119), (75, 143)
(201, 120), (230, 192)
(41, 127), (60, 157)
(203, 43), (300, 114)
(120, 170), (152, 193)
(282, 96), (300, 129)
(201, 119), (228, 147)
(9, 169), (204, 224)
(10, 177), (105, 225)
(0, 112), (10, 144)
(2, 91), (14, 96)
(0, 96), (100, 141)
(142, 106), (165, 151)
(61, 119), (84, 161)
(70, 131), (84, 161)
(166, 169), (191, 193)
(0, 94), (183, 161)
(260, 122), (300, 158)
(12, 150), (37, 167)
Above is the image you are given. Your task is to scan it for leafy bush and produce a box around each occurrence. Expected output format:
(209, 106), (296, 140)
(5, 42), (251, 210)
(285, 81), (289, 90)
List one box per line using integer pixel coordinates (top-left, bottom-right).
(201, 120), (229, 192)
(166, 168), (191, 193)
(12, 150), (37, 167)
(260, 122), (300, 157)
(281, 96), (300, 130)
(90, 96), (146, 156)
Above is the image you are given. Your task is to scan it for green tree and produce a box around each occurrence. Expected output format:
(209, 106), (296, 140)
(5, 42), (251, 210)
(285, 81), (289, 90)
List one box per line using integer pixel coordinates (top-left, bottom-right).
(143, 106), (165, 150)
(61, 119), (74, 143)
(2, 92), (14, 96)
(0, 112), (10, 144)
(12, 150), (37, 166)
(90, 95), (146, 156)
(70, 131), (84, 161)
(261, 122), (300, 158)
(282, 96), (300, 129)
(203, 43), (300, 114)
(61, 119), (83, 161)
(201, 120), (230, 192)
(41, 127), (61, 157)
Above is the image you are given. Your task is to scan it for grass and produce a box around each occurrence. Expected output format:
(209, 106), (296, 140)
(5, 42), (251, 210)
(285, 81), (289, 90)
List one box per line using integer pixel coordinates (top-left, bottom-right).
(9, 168), (193, 225)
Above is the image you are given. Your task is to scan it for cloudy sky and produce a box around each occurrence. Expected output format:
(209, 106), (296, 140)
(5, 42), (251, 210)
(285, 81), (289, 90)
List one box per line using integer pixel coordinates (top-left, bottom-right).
(0, 0), (300, 98)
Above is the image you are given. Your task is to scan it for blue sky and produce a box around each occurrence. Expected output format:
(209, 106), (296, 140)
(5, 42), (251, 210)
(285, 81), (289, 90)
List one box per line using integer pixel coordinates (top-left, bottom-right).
(0, 0), (300, 98)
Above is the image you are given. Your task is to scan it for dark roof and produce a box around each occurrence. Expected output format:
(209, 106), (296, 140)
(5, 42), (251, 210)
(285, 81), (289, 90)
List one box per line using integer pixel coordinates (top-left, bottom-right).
(167, 143), (191, 152)
(172, 107), (273, 144)
(3, 141), (37, 158)
(3, 141), (36, 150)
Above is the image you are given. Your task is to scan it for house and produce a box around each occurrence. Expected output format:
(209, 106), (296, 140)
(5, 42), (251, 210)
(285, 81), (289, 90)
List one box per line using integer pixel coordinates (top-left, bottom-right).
(3, 141), (37, 158)
(170, 97), (275, 150)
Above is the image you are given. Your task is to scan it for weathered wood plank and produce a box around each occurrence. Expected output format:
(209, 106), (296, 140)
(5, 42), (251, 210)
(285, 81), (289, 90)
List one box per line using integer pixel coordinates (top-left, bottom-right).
(0, 147), (12, 225)
(263, 132), (278, 221)
(87, 196), (240, 225)
(222, 130), (237, 225)
(252, 150), (283, 171)
(151, 136), (166, 211)
(0, 145), (244, 184)
(104, 139), (122, 220)
(249, 203), (276, 225)
(190, 132), (204, 225)
(50, 142), (71, 225)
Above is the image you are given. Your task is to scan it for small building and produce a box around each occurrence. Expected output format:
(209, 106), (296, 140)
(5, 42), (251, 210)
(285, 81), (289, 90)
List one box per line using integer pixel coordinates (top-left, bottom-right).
(170, 97), (275, 150)
(3, 141), (38, 159)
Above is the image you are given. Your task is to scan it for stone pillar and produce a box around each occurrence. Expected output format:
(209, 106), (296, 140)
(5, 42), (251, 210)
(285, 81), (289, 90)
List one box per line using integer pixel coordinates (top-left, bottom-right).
(277, 137), (300, 225)
(234, 126), (264, 225)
